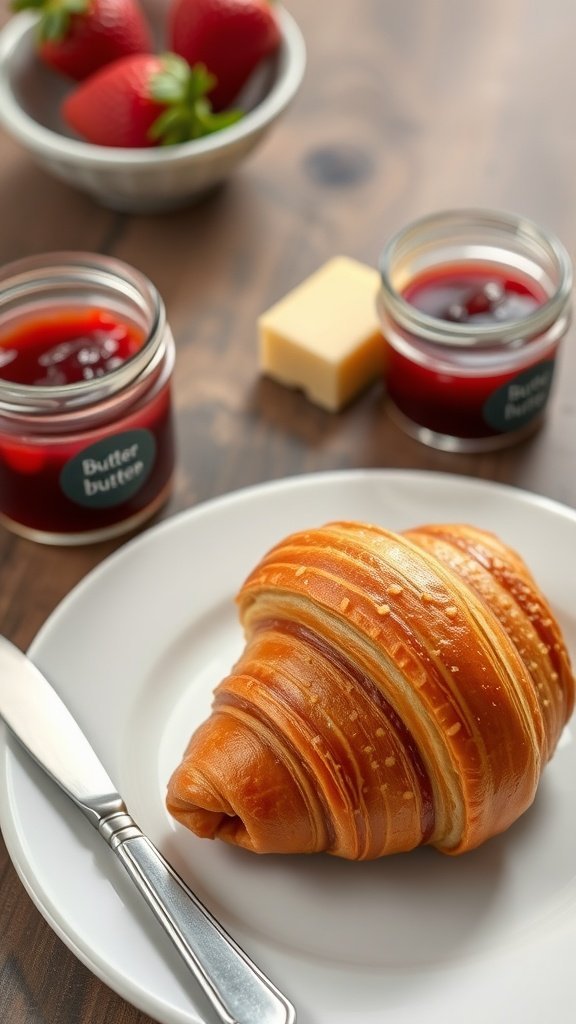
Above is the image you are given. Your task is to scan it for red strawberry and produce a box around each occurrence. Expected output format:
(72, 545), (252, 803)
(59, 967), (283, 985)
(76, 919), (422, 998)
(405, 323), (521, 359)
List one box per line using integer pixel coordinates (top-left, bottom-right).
(12, 0), (153, 81)
(169, 0), (281, 111)
(62, 52), (243, 147)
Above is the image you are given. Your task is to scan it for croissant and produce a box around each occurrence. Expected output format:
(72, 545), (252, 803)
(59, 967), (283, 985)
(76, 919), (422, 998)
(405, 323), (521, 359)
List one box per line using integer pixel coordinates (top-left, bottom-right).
(166, 521), (574, 858)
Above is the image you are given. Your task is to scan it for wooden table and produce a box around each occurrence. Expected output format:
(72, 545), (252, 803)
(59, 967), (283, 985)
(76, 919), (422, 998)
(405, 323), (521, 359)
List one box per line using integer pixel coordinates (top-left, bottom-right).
(1, 1), (575, 1021)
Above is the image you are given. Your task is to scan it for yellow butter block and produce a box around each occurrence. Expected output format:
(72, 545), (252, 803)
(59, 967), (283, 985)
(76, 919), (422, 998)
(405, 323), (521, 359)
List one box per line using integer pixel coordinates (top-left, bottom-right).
(258, 256), (385, 411)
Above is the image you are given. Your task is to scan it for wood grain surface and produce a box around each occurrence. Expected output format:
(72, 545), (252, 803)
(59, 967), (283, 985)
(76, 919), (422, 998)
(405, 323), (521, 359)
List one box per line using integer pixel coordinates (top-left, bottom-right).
(1, 1), (575, 1021)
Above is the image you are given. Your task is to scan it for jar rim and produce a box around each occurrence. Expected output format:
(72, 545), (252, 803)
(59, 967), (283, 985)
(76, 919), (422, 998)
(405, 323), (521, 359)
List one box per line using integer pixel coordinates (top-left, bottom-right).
(378, 208), (573, 349)
(0, 251), (165, 413)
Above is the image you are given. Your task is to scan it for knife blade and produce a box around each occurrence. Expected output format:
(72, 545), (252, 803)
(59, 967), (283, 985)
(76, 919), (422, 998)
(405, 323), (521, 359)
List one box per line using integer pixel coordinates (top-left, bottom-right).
(0, 636), (296, 1024)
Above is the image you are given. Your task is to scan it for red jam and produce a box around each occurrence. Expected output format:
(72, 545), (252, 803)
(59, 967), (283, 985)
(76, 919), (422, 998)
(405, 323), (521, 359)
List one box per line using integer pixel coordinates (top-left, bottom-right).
(401, 264), (547, 325)
(0, 307), (145, 386)
(0, 305), (175, 542)
(378, 210), (572, 451)
(386, 263), (556, 442)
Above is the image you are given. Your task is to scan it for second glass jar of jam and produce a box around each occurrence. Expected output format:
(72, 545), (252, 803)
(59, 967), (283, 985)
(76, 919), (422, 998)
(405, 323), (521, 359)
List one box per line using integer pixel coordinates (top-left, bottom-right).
(377, 209), (572, 451)
(0, 251), (176, 544)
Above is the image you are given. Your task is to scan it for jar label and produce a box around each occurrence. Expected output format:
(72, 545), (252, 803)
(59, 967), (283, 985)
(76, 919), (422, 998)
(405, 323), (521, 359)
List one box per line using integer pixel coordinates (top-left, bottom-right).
(60, 429), (156, 509)
(482, 360), (556, 432)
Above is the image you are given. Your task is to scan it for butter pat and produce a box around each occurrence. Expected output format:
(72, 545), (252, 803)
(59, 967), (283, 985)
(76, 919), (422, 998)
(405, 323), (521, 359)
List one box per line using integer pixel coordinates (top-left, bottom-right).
(258, 256), (385, 411)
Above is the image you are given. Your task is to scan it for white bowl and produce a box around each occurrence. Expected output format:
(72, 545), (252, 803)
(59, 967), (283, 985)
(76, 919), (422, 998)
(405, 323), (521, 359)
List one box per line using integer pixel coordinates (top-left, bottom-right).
(0, 5), (306, 212)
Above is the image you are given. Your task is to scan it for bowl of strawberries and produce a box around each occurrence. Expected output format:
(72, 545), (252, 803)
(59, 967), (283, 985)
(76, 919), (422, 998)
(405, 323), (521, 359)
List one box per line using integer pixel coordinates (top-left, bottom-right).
(0, 0), (306, 211)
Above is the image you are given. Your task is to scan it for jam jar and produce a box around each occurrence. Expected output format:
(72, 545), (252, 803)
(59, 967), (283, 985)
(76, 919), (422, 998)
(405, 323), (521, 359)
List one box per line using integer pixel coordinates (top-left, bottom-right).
(377, 209), (572, 451)
(0, 252), (176, 544)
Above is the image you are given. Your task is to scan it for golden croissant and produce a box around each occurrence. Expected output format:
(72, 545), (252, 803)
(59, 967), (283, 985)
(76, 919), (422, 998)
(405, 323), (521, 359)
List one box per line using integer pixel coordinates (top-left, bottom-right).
(166, 522), (574, 858)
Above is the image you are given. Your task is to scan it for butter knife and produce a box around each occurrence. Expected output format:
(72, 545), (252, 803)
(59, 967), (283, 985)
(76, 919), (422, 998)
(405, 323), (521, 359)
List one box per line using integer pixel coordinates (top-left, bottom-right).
(0, 636), (296, 1024)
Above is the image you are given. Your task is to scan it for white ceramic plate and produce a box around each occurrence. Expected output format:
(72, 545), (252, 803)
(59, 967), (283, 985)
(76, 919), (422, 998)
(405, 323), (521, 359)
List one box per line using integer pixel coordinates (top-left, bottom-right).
(1, 470), (576, 1024)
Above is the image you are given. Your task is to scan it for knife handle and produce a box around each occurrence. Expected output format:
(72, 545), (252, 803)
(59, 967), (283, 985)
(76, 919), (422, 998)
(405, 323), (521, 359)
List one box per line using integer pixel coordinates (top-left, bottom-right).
(98, 813), (295, 1024)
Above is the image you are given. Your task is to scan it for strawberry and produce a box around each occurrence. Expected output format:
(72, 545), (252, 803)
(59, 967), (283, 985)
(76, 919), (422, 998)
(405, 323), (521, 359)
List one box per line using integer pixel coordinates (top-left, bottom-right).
(12, 0), (153, 81)
(62, 52), (243, 147)
(168, 0), (281, 111)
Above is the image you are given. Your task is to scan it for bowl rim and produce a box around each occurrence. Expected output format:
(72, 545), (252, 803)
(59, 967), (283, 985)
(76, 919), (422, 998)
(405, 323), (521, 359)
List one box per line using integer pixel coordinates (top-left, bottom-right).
(0, 5), (306, 166)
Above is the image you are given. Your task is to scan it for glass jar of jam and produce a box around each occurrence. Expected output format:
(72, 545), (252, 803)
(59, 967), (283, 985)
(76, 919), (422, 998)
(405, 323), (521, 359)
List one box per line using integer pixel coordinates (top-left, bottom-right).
(377, 209), (572, 451)
(0, 252), (175, 544)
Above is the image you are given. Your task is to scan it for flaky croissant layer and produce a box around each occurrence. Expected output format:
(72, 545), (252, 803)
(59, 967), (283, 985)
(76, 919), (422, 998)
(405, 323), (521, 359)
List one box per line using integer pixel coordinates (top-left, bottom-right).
(167, 522), (574, 858)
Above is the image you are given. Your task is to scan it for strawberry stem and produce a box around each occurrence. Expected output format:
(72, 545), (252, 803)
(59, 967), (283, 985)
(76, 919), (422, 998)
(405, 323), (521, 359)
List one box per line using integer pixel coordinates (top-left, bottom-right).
(148, 55), (244, 146)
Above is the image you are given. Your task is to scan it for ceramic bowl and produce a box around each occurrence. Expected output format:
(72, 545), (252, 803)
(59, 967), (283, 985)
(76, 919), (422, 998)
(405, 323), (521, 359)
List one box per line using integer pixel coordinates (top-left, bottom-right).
(0, 4), (306, 212)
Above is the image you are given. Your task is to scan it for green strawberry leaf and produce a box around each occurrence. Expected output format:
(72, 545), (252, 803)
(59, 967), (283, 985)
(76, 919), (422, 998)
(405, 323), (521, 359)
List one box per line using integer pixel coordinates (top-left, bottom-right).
(148, 55), (244, 147)
(148, 108), (187, 143)
(196, 106), (244, 135)
(160, 53), (196, 85)
(12, 0), (90, 43)
(11, 0), (46, 10)
(149, 74), (188, 105)
(187, 65), (217, 101)
(41, 7), (70, 41)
